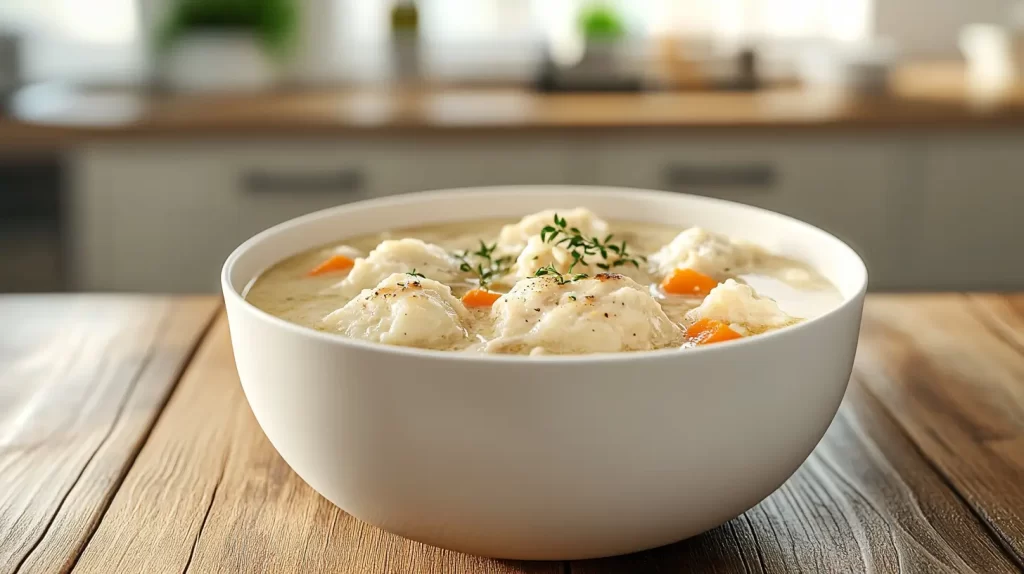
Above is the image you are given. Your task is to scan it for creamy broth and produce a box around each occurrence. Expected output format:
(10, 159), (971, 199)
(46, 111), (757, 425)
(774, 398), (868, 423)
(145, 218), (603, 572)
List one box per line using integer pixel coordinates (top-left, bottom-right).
(246, 214), (842, 355)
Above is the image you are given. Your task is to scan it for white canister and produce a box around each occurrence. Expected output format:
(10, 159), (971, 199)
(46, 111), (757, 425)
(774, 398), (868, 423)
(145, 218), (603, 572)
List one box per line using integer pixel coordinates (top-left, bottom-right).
(289, 0), (338, 86)
(959, 24), (1016, 91)
(161, 30), (279, 93)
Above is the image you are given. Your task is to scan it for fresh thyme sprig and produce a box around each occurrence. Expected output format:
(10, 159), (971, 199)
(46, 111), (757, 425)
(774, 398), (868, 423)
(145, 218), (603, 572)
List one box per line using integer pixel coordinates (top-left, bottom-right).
(533, 264), (588, 285)
(534, 213), (647, 281)
(453, 240), (513, 289)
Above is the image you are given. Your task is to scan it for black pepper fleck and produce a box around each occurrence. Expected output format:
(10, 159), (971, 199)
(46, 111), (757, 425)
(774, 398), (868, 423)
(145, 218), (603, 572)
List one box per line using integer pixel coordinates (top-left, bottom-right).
(604, 313), (609, 318)
(534, 308), (541, 312)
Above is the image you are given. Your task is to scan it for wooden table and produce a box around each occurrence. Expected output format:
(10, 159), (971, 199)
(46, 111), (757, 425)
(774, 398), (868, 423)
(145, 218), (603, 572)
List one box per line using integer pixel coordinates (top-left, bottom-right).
(2, 295), (1022, 573)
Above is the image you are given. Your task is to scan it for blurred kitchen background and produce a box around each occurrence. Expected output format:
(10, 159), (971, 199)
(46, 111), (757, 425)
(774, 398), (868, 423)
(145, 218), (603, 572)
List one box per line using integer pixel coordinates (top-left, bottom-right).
(2, 0), (1023, 293)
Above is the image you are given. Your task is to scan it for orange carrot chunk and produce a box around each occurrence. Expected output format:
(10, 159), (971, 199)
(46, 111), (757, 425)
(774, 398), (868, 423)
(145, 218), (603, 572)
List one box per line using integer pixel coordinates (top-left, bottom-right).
(462, 289), (502, 308)
(308, 254), (355, 276)
(686, 318), (743, 345)
(660, 268), (719, 296)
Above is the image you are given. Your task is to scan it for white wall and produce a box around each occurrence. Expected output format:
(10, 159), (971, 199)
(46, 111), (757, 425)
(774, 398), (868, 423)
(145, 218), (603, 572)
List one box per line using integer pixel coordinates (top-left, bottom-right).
(875, 0), (1016, 58)
(7, 0), (1023, 84)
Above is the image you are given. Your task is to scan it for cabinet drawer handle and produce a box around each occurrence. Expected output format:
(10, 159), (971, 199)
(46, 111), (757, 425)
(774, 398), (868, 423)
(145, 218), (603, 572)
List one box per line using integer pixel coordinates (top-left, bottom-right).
(242, 168), (365, 194)
(662, 163), (777, 190)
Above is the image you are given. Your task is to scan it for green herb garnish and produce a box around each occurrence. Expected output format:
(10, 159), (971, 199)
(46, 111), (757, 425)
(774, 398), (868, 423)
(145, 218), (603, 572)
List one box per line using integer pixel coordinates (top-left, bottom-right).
(533, 212), (646, 280)
(453, 241), (513, 289)
(406, 269), (425, 278)
(534, 264), (588, 285)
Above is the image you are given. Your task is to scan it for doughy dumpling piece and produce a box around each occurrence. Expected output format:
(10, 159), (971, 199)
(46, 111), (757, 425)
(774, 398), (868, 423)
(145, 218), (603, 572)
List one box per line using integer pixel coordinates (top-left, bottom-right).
(685, 279), (795, 329)
(324, 273), (469, 349)
(308, 244), (363, 265)
(340, 238), (459, 293)
(488, 273), (681, 354)
(327, 244), (363, 260)
(508, 234), (648, 283)
(497, 208), (610, 253)
(510, 236), (597, 279)
(649, 227), (759, 279)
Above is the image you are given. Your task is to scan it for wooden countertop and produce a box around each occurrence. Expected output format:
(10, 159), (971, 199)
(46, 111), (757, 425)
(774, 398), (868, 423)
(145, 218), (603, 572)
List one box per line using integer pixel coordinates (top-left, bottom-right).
(5, 62), (1024, 149)
(3, 294), (1023, 572)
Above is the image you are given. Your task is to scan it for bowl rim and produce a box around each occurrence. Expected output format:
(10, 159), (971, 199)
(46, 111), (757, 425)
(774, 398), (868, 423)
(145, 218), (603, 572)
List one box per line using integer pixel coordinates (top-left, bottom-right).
(221, 185), (868, 364)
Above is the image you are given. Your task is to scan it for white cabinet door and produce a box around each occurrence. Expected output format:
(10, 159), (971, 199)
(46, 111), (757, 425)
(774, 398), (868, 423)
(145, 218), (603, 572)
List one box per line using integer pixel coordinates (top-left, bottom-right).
(911, 134), (1024, 290)
(71, 138), (572, 292)
(72, 142), (382, 293)
(582, 135), (910, 289)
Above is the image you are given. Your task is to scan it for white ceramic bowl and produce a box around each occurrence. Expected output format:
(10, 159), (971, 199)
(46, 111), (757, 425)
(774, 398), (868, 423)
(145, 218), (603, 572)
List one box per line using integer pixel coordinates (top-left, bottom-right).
(222, 186), (867, 560)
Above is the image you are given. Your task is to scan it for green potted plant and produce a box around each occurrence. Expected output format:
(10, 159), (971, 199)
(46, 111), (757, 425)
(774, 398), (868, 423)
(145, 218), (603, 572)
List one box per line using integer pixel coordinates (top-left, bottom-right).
(579, 3), (626, 42)
(389, 1), (420, 84)
(157, 0), (298, 92)
(577, 2), (627, 72)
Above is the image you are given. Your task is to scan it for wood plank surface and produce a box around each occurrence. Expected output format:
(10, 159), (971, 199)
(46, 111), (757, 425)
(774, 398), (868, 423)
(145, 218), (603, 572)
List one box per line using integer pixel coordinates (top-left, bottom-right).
(573, 294), (1024, 573)
(72, 315), (560, 574)
(854, 294), (1024, 565)
(572, 382), (1020, 574)
(7, 295), (1024, 573)
(0, 296), (219, 574)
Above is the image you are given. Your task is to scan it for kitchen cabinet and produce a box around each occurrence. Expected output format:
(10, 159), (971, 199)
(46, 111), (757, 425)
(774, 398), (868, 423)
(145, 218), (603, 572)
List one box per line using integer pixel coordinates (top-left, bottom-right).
(0, 155), (64, 292)
(70, 139), (572, 292)
(69, 131), (1024, 293)
(909, 134), (1024, 290)
(582, 135), (912, 288)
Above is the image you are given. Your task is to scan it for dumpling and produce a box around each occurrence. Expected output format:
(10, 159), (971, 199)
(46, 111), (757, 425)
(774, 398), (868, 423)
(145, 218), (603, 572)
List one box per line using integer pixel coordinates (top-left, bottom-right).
(508, 235), (649, 283)
(497, 208), (610, 253)
(649, 227), (761, 279)
(339, 238), (460, 293)
(323, 273), (469, 349)
(324, 244), (363, 260)
(487, 273), (682, 354)
(684, 279), (795, 331)
(509, 236), (596, 279)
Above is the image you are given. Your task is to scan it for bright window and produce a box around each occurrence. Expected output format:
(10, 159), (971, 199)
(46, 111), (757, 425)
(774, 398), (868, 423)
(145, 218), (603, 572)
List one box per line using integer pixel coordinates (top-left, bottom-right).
(1, 0), (873, 83)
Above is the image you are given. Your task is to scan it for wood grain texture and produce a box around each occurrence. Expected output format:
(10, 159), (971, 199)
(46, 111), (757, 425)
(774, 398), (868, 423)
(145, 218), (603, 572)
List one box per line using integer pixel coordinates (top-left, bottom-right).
(571, 381), (1020, 574)
(73, 315), (560, 574)
(15, 295), (1024, 573)
(0, 296), (219, 574)
(854, 294), (1024, 566)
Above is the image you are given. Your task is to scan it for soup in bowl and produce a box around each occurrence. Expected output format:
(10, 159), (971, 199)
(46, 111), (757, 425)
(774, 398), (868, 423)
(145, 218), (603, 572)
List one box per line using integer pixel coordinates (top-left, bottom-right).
(222, 186), (867, 560)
